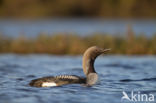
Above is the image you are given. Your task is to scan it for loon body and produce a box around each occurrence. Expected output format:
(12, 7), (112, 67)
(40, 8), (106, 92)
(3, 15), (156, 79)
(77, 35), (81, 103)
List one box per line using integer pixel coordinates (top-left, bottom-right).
(29, 46), (110, 87)
(29, 75), (86, 87)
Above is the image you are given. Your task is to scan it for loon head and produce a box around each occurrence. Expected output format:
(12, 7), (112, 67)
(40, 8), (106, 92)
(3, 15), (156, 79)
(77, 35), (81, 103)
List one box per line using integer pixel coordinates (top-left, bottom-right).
(82, 46), (110, 86)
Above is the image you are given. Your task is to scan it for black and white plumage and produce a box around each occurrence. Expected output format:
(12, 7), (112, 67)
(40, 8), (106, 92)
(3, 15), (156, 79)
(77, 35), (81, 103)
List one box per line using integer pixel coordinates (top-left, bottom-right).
(29, 75), (86, 87)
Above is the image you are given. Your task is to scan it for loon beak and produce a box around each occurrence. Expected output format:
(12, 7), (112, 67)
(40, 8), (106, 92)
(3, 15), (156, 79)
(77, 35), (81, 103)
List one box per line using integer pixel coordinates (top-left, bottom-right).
(102, 48), (111, 53)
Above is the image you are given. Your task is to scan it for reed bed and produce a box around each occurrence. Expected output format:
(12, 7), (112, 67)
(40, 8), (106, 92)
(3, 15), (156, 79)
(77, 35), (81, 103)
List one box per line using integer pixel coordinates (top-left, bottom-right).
(0, 32), (156, 55)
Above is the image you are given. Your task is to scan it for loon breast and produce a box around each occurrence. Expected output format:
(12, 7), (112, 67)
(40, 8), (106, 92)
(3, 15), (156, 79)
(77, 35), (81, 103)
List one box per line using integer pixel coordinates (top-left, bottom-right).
(29, 75), (86, 87)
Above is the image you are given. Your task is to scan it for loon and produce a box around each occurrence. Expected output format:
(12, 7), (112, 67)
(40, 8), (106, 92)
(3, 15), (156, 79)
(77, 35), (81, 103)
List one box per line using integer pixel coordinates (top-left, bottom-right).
(29, 46), (110, 87)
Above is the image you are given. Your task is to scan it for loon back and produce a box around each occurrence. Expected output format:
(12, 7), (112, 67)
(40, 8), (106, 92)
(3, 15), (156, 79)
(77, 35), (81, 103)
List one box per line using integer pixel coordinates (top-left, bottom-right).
(29, 75), (86, 87)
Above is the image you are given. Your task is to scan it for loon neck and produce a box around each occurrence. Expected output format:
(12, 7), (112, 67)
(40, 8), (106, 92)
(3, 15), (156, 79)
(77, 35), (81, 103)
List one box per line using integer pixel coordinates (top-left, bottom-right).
(82, 46), (110, 76)
(82, 46), (111, 86)
(82, 52), (97, 76)
(87, 58), (96, 74)
(83, 58), (98, 86)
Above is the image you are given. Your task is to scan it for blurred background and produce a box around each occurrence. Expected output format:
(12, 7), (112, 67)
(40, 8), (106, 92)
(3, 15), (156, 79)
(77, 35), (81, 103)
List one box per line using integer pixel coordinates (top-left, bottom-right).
(0, 0), (156, 55)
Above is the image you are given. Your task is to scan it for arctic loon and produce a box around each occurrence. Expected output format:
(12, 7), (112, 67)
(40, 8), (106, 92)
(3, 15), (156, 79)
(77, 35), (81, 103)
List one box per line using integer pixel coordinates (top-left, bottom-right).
(29, 46), (110, 87)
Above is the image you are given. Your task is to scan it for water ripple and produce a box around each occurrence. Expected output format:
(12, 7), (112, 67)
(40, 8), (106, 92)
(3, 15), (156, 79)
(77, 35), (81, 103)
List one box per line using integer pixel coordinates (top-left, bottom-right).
(120, 77), (156, 82)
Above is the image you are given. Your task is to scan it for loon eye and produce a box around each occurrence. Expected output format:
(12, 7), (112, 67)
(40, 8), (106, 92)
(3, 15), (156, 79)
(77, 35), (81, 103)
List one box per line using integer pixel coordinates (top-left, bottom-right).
(95, 49), (98, 52)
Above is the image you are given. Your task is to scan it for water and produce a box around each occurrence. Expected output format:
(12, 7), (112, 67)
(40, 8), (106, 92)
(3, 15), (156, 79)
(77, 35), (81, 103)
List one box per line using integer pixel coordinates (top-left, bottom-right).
(0, 54), (156, 103)
(0, 19), (156, 37)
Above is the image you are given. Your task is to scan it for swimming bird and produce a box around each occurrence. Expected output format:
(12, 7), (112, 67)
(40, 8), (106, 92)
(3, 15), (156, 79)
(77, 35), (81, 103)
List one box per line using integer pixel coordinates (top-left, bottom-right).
(29, 46), (110, 87)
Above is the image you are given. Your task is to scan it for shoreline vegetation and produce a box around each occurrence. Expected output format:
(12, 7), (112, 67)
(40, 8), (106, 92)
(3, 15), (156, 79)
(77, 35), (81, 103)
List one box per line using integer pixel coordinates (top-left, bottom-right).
(0, 28), (156, 55)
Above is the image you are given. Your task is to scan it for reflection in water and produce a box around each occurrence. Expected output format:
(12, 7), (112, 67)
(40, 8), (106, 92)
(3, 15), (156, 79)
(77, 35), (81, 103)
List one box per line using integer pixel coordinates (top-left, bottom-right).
(0, 55), (156, 103)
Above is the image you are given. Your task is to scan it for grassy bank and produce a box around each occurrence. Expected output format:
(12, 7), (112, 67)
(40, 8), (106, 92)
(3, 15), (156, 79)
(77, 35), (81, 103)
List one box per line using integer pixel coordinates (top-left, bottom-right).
(0, 32), (156, 55)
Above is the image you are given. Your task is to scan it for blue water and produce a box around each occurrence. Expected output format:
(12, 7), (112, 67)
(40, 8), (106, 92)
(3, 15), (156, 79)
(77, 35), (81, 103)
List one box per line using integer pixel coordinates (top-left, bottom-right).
(0, 19), (156, 37)
(0, 54), (156, 103)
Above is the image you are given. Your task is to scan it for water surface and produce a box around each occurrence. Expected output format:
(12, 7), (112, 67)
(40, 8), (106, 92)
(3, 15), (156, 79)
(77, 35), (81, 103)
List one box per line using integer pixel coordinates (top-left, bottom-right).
(0, 19), (156, 37)
(0, 55), (156, 103)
